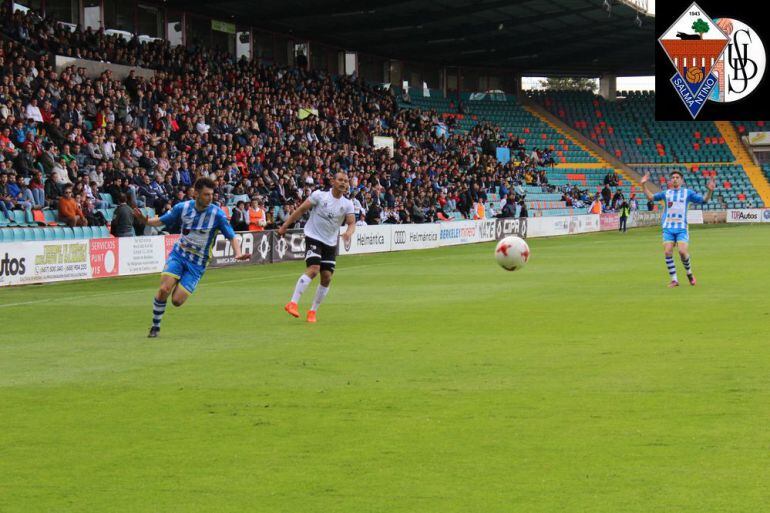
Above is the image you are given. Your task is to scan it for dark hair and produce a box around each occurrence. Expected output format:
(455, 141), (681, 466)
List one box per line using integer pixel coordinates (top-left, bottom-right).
(670, 170), (684, 178)
(194, 177), (216, 191)
(118, 193), (127, 204)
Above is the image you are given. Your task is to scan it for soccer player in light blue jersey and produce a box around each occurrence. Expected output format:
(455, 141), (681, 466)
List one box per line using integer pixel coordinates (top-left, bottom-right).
(641, 170), (715, 287)
(134, 178), (250, 337)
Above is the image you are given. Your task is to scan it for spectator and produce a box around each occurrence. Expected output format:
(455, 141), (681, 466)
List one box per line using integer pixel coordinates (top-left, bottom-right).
(230, 200), (249, 232)
(499, 194), (517, 218)
(589, 194), (602, 214)
(601, 183), (612, 207)
(6, 173), (33, 212)
(58, 184), (88, 227)
(365, 201), (381, 225)
(28, 171), (45, 207)
(44, 171), (61, 206)
(247, 198), (266, 232)
(110, 193), (135, 237)
(0, 172), (14, 220)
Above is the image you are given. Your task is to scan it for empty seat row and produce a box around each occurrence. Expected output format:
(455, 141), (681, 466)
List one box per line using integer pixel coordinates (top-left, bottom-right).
(0, 226), (111, 243)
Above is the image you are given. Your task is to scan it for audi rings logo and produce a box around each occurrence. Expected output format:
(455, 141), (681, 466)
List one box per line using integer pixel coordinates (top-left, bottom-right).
(394, 230), (407, 245)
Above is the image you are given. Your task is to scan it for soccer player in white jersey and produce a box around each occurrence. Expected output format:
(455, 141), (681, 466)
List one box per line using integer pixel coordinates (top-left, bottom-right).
(641, 170), (715, 287)
(278, 172), (355, 322)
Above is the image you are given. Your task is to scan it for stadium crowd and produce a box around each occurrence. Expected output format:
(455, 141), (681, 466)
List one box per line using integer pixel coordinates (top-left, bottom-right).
(1, 5), (627, 235)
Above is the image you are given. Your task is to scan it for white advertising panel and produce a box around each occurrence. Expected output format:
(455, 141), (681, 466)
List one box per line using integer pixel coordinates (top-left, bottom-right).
(726, 209), (766, 223)
(438, 220), (481, 246)
(118, 236), (167, 276)
(0, 240), (90, 287)
(391, 223), (441, 251)
(687, 210), (704, 224)
(339, 224), (393, 255)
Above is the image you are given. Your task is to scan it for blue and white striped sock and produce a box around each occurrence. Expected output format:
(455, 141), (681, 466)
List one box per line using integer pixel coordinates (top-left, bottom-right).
(152, 298), (167, 329)
(665, 256), (678, 282)
(681, 255), (692, 276)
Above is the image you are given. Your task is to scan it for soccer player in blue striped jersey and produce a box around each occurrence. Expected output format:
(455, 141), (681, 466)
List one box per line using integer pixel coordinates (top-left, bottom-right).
(134, 178), (250, 337)
(641, 170), (715, 287)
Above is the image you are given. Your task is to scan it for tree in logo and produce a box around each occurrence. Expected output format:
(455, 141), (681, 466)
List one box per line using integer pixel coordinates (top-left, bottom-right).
(692, 18), (710, 39)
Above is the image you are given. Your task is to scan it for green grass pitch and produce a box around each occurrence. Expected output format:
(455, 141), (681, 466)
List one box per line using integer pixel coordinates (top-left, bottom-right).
(1, 225), (770, 512)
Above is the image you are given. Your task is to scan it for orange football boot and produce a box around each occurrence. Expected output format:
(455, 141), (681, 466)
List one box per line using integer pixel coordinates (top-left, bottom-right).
(284, 302), (300, 318)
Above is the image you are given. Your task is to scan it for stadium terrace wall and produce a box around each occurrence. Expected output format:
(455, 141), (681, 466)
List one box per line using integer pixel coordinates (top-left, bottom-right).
(54, 56), (156, 80)
(0, 213), (676, 287)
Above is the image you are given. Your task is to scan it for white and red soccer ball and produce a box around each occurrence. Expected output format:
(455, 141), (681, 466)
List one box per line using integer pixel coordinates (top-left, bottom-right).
(495, 236), (530, 271)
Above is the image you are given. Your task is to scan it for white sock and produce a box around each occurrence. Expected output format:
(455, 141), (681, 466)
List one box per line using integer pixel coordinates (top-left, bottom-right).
(291, 274), (312, 303)
(310, 285), (330, 312)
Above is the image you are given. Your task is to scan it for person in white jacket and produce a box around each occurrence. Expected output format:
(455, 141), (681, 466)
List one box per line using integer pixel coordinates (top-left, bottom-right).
(25, 99), (43, 123)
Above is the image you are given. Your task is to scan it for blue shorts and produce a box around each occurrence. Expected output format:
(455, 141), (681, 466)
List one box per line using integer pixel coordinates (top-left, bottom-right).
(662, 227), (689, 244)
(162, 252), (206, 295)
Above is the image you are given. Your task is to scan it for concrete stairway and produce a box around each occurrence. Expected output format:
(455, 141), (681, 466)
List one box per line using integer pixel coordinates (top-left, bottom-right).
(520, 97), (648, 191)
(715, 121), (770, 207)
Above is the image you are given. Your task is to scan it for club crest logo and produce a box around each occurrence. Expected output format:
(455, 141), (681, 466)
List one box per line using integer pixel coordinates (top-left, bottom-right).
(659, 3), (765, 118)
(658, 3), (728, 118)
(708, 18), (766, 103)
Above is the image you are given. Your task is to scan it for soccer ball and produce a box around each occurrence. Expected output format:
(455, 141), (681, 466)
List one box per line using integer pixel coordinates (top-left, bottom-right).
(495, 236), (530, 271)
(686, 67), (704, 84)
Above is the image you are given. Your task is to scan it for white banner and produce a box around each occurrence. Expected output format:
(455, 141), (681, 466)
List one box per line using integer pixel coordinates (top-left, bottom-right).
(476, 219), (498, 242)
(438, 220), (482, 246)
(373, 136), (394, 157)
(339, 224), (393, 255)
(0, 240), (90, 287)
(581, 215), (601, 233)
(748, 131), (770, 146)
(528, 215), (600, 237)
(391, 223), (441, 251)
(118, 236), (166, 276)
(687, 210), (704, 225)
(726, 209), (768, 223)
(628, 210), (661, 227)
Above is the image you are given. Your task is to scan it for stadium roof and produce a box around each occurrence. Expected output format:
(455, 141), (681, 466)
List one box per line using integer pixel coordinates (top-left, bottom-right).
(170, 0), (655, 76)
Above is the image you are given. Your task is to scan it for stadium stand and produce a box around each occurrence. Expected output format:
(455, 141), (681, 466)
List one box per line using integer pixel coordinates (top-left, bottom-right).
(3, 3), (627, 240)
(527, 90), (735, 163)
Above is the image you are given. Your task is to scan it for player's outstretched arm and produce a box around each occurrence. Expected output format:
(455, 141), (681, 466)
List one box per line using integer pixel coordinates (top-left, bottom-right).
(277, 199), (312, 236)
(133, 208), (165, 227)
(640, 173), (654, 201)
(230, 236), (250, 261)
